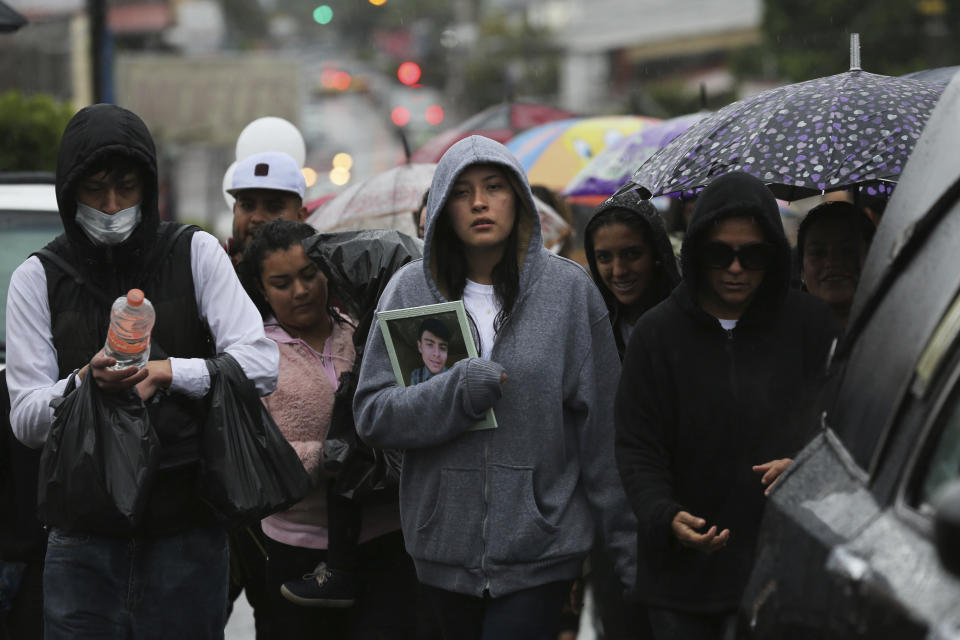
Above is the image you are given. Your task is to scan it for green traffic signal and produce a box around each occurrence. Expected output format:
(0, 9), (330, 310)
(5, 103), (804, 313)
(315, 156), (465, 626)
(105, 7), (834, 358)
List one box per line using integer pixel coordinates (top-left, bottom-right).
(313, 5), (333, 24)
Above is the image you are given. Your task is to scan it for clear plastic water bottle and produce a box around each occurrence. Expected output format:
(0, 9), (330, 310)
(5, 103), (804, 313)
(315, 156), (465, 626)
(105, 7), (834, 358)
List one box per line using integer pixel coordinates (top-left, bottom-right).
(104, 288), (155, 370)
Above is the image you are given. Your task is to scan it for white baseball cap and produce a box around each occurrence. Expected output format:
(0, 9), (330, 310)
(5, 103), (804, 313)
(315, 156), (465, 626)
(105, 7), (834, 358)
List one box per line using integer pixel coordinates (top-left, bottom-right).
(229, 151), (306, 199)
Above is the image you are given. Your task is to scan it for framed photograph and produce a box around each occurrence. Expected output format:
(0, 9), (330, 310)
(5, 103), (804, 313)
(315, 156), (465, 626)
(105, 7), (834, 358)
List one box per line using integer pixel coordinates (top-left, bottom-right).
(377, 300), (497, 430)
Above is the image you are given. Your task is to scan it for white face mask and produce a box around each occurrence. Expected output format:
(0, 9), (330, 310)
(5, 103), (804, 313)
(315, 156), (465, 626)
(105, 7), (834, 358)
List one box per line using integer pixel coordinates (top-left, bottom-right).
(75, 202), (142, 246)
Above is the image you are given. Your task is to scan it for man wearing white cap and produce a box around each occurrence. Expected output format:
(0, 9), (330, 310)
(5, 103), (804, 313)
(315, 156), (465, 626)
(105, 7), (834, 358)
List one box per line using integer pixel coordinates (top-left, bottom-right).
(226, 151), (307, 265)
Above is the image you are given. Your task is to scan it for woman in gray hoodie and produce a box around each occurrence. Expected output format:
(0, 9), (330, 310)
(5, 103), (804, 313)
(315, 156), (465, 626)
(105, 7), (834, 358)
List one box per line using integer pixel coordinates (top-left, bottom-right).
(353, 136), (636, 639)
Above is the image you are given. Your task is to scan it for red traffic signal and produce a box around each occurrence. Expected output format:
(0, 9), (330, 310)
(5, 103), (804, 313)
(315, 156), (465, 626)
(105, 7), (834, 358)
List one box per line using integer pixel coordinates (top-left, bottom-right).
(397, 62), (422, 86)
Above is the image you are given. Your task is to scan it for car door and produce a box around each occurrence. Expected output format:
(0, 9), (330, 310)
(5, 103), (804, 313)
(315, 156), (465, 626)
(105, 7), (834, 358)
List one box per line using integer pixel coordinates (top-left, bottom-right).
(822, 306), (960, 639)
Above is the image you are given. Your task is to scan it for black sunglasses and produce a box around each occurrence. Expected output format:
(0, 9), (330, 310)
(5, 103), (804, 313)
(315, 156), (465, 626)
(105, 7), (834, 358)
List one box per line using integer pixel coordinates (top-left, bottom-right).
(701, 242), (775, 271)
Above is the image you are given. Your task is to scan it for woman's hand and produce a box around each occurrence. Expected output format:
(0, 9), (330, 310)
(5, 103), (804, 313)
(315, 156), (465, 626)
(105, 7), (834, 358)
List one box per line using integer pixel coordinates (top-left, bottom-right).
(753, 458), (792, 496)
(671, 510), (730, 553)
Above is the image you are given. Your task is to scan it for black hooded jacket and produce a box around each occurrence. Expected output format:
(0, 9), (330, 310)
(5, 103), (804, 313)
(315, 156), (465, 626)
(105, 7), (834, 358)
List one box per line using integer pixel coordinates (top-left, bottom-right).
(614, 172), (837, 611)
(584, 192), (680, 358)
(38, 104), (214, 536)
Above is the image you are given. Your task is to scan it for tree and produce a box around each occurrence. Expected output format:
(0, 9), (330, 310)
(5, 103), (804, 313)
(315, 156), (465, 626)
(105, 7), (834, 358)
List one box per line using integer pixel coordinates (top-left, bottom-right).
(755, 0), (960, 81)
(0, 91), (74, 172)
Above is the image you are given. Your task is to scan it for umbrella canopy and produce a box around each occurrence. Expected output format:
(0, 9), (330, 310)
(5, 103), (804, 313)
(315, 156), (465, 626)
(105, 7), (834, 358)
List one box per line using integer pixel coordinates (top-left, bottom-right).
(532, 195), (572, 254)
(506, 115), (661, 192)
(410, 102), (575, 163)
(0, 0), (26, 32)
(563, 112), (707, 197)
(626, 70), (944, 201)
(849, 71), (960, 329)
(901, 65), (960, 86)
(307, 161), (572, 253)
(307, 163), (436, 236)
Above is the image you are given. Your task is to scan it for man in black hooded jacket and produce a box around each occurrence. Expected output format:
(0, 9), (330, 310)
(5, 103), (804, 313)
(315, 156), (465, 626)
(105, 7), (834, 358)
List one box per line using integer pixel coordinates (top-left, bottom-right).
(5, 104), (278, 638)
(614, 172), (837, 639)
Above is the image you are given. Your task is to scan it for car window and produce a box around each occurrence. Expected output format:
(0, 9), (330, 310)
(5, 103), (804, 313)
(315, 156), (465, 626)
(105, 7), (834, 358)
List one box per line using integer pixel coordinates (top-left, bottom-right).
(0, 209), (63, 362)
(917, 394), (960, 512)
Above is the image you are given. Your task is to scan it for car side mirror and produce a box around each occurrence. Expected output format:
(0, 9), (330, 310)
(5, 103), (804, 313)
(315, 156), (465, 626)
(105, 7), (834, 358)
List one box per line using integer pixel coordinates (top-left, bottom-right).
(933, 478), (960, 577)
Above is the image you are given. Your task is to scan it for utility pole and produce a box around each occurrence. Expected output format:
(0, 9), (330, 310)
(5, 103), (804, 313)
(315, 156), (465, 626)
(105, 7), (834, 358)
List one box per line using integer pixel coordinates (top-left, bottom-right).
(88, 0), (105, 103)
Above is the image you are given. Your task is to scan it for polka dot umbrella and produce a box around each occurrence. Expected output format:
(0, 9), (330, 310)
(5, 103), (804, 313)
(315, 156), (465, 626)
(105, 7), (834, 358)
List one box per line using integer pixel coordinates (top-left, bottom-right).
(625, 69), (944, 201)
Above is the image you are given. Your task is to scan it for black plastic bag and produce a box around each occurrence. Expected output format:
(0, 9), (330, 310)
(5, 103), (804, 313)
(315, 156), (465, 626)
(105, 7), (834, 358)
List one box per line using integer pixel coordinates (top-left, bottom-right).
(323, 359), (400, 503)
(37, 373), (159, 533)
(303, 230), (418, 502)
(303, 229), (422, 346)
(199, 353), (311, 526)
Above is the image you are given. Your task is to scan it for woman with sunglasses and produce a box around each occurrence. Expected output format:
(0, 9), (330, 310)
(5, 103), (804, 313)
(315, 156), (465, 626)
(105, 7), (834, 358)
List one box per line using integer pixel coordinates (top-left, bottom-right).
(614, 172), (837, 639)
(354, 136), (636, 640)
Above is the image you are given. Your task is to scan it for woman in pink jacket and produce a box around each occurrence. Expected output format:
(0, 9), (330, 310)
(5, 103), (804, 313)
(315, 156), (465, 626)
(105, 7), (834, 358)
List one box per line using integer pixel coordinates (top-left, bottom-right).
(239, 219), (414, 638)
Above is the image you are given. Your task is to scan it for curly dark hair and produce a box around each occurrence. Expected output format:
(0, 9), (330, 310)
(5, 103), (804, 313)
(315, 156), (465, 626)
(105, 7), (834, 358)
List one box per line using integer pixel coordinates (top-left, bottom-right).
(238, 218), (352, 326)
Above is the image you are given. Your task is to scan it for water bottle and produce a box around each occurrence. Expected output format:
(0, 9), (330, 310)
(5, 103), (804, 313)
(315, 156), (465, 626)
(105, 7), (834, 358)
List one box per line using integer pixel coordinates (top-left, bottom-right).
(104, 288), (155, 370)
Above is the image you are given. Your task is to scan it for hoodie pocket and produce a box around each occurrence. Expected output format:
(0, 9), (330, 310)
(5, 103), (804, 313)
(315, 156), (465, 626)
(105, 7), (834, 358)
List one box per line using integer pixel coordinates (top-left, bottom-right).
(410, 468), (483, 568)
(486, 465), (560, 564)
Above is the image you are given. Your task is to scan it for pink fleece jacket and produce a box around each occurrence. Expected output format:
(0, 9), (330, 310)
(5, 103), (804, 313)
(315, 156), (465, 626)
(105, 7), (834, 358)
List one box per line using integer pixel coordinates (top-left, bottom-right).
(260, 315), (398, 549)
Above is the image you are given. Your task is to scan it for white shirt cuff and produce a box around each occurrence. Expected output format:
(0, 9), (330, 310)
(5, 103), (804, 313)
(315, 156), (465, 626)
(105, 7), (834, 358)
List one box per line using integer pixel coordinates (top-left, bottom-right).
(168, 357), (211, 398)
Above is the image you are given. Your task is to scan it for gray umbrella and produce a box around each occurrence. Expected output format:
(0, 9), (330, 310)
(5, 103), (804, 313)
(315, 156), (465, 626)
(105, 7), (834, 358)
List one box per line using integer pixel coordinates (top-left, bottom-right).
(0, 0), (26, 33)
(902, 65), (960, 86)
(625, 69), (944, 201)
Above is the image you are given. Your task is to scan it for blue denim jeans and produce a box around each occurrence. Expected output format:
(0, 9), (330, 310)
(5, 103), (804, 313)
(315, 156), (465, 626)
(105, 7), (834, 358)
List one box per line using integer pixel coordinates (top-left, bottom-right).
(43, 525), (228, 640)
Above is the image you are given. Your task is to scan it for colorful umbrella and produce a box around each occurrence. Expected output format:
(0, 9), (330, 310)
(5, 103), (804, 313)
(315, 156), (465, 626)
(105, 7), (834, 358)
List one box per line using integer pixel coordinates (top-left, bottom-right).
(410, 102), (576, 163)
(506, 116), (660, 192)
(563, 113), (707, 198)
(307, 163), (436, 237)
(626, 69), (943, 201)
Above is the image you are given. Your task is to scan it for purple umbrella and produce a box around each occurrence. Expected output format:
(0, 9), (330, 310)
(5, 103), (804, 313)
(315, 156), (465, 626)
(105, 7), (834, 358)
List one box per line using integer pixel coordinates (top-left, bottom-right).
(626, 69), (944, 201)
(563, 113), (707, 197)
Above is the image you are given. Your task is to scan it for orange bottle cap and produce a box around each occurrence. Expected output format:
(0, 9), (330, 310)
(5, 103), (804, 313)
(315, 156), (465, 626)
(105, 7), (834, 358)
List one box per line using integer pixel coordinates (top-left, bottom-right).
(127, 289), (145, 306)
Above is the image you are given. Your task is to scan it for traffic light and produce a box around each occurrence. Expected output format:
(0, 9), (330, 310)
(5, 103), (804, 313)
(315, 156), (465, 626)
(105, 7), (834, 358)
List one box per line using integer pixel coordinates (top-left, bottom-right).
(397, 62), (422, 87)
(313, 5), (333, 24)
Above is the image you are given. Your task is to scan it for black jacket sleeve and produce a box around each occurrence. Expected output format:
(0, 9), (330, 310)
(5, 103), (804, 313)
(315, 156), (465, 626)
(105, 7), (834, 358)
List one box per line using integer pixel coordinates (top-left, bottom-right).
(614, 325), (683, 561)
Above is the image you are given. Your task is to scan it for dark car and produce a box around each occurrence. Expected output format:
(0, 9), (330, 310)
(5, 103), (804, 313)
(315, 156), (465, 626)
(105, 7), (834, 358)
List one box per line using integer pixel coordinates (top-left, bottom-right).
(736, 77), (960, 637)
(0, 172), (62, 367)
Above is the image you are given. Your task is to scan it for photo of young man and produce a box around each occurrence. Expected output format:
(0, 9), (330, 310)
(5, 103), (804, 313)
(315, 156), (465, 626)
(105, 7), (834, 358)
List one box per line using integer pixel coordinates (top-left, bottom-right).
(409, 317), (451, 385)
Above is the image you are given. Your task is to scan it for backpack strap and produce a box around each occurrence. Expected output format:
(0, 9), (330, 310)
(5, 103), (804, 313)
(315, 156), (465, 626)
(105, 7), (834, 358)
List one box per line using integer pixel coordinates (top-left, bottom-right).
(33, 248), (112, 307)
(33, 224), (200, 362)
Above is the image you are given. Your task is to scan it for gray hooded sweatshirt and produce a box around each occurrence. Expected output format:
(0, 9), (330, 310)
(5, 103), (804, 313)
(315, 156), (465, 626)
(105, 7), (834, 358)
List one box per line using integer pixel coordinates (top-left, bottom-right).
(354, 135), (636, 598)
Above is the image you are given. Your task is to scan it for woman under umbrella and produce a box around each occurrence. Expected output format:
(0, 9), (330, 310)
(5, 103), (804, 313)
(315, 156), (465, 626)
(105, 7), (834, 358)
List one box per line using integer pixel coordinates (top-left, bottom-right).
(797, 201), (875, 329)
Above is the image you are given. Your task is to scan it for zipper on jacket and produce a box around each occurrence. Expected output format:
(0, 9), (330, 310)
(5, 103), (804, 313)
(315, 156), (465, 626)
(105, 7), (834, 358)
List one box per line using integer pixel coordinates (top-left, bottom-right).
(725, 328), (740, 402)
